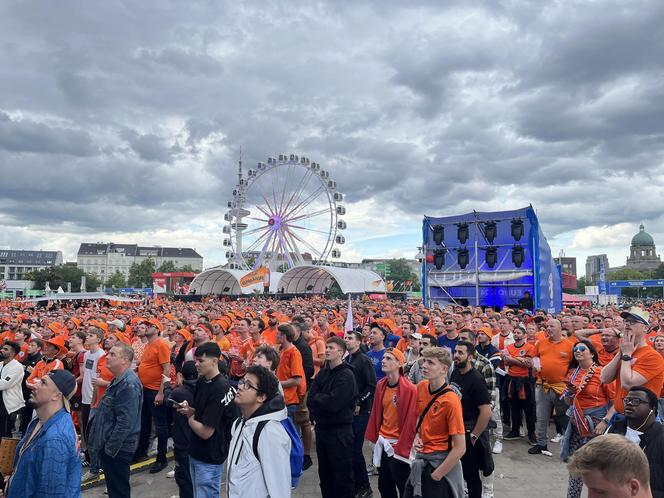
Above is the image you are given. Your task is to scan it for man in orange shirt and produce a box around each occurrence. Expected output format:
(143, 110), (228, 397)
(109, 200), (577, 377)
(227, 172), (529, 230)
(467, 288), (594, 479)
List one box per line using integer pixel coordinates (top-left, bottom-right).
(502, 327), (536, 443)
(529, 318), (574, 455)
(262, 313), (279, 346)
(600, 307), (664, 415)
(134, 322), (172, 472)
(275, 324), (305, 422)
(405, 346), (465, 498)
(303, 324), (325, 377)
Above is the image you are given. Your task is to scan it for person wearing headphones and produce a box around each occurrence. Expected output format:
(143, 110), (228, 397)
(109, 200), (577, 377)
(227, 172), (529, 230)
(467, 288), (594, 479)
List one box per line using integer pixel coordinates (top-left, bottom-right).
(609, 386), (664, 497)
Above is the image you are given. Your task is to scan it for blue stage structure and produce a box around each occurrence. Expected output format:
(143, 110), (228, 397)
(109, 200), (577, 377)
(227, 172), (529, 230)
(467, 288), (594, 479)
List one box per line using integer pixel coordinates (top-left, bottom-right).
(422, 206), (562, 312)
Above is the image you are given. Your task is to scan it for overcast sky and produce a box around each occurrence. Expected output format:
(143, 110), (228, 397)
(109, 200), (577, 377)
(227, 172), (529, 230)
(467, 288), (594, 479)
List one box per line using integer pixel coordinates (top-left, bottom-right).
(1, 0), (663, 274)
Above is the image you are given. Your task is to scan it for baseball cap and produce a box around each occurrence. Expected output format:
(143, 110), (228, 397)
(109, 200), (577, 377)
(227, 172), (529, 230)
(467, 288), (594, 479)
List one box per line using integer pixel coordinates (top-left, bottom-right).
(107, 319), (125, 331)
(411, 332), (423, 340)
(620, 307), (650, 326)
(385, 348), (406, 366)
(48, 370), (77, 412)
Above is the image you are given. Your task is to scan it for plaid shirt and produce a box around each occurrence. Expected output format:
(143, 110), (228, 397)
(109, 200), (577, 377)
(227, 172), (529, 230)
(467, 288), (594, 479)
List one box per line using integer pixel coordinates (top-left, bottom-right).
(472, 351), (497, 405)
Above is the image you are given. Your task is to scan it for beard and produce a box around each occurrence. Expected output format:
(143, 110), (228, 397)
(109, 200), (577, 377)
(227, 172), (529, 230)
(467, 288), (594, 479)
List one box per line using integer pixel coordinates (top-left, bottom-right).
(455, 360), (468, 369)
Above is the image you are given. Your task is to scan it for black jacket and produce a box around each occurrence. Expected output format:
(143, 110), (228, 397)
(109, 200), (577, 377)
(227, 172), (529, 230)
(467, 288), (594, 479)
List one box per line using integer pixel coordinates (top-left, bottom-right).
(609, 420), (664, 498)
(293, 335), (314, 389)
(307, 362), (358, 427)
(345, 350), (377, 413)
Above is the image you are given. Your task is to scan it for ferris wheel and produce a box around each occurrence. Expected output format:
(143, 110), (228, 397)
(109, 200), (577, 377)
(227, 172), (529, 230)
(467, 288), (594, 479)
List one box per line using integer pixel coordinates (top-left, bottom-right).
(222, 153), (346, 270)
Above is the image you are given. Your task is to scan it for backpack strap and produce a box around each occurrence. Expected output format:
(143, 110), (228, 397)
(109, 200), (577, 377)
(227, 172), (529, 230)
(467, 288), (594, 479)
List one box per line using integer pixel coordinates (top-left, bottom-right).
(252, 420), (269, 462)
(415, 386), (452, 433)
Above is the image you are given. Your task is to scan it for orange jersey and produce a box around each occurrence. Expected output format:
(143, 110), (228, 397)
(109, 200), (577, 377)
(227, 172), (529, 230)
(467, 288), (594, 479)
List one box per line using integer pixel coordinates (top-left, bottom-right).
(506, 342), (535, 377)
(307, 335), (326, 376)
(597, 346), (619, 366)
(380, 385), (400, 440)
(566, 367), (611, 411)
(614, 345), (664, 413)
(240, 336), (265, 362)
(533, 338), (574, 384)
(395, 337), (410, 353)
(416, 381), (465, 454)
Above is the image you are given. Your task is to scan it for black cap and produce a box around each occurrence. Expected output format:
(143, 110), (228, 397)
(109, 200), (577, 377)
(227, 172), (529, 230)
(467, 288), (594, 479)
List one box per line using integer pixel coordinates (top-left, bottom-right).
(48, 370), (77, 412)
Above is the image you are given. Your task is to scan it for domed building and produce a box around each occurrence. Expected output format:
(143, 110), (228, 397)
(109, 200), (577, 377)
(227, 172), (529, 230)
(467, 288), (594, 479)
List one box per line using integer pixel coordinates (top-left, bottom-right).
(626, 224), (661, 271)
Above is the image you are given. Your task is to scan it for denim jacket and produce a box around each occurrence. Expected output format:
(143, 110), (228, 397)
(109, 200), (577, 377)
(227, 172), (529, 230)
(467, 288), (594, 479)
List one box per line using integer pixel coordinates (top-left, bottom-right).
(7, 408), (81, 498)
(89, 368), (143, 457)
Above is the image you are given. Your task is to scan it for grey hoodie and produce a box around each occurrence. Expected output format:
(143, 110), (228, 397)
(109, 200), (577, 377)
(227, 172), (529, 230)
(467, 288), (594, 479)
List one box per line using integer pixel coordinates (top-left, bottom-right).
(225, 394), (291, 498)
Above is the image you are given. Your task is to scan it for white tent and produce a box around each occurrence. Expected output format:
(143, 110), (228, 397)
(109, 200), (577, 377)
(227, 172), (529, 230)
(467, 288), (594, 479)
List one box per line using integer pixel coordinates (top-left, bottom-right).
(189, 267), (282, 295)
(278, 265), (386, 294)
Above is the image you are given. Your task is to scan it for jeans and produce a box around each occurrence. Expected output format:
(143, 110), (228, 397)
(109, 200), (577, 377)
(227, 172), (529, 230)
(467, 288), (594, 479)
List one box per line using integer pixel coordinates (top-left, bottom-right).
(287, 403), (297, 423)
(100, 450), (133, 498)
(189, 456), (222, 498)
(174, 448), (193, 498)
(490, 388), (503, 440)
(352, 411), (371, 491)
(535, 385), (569, 447)
(135, 388), (169, 462)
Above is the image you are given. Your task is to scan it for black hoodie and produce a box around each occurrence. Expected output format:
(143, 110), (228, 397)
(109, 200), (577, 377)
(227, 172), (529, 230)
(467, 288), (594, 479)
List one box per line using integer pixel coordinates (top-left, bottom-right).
(307, 362), (358, 427)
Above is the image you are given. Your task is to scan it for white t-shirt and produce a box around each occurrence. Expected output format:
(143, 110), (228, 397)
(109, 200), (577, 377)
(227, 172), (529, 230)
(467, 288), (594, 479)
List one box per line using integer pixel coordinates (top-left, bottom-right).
(82, 348), (105, 404)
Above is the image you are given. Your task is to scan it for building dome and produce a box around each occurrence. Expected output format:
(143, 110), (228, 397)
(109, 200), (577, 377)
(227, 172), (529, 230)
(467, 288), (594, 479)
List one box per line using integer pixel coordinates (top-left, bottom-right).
(631, 224), (655, 246)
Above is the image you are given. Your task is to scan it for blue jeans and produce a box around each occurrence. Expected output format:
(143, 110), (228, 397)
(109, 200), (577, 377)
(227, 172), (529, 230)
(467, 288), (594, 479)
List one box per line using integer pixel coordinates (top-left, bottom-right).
(287, 404), (298, 423)
(189, 456), (222, 498)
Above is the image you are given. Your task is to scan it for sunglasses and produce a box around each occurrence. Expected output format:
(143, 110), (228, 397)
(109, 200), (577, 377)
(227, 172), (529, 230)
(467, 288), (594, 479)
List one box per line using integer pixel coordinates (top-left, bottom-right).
(444, 321), (456, 325)
(573, 345), (587, 353)
(623, 397), (648, 407)
(592, 319), (603, 323)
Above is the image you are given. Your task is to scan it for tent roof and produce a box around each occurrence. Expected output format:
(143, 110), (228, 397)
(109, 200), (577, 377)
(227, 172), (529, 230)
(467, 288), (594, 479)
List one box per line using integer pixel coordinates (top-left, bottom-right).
(562, 292), (591, 305)
(278, 265), (386, 294)
(189, 267), (282, 295)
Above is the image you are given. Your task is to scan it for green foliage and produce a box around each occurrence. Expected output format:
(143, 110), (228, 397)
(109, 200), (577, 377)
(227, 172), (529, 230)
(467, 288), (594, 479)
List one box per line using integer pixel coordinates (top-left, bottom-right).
(326, 281), (344, 299)
(574, 276), (586, 294)
(385, 258), (421, 292)
(179, 264), (196, 273)
(157, 261), (177, 272)
(128, 258), (156, 288)
(105, 271), (127, 289)
(26, 266), (102, 292)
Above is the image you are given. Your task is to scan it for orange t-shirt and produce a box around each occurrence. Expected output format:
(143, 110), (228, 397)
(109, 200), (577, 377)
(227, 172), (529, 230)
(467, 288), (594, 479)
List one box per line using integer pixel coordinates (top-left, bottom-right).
(416, 381), (465, 454)
(533, 338), (574, 383)
(215, 336), (231, 352)
(16, 343), (29, 363)
(646, 331), (659, 348)
(240, 336), (265, 362)
(277, 346), (305, 405)
(566, 367), (611, 411)
(137, 338), (171, 390)
(92, 355), (114, 409)
(395, 337), (410, 353)
(380, 385), (400, 440)
(506, 342), (535, 378)
(262, 327), (278, 346)
(597, 346), (619, 366)
(614, 345), (664, 413)
(307, 336), (326, 376)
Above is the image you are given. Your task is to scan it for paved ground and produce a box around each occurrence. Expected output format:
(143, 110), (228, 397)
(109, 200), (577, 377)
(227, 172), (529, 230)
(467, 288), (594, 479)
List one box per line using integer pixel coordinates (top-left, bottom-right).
(83, 434), (573, 497)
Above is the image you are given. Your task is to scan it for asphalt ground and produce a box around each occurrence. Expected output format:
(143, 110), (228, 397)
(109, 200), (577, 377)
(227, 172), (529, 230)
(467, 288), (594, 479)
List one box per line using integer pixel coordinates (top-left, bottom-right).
(82, 432), (573, 498)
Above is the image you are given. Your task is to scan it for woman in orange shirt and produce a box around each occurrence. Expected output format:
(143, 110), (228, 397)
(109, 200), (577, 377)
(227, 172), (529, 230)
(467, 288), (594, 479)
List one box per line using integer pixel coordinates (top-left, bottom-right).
(561, 340), (615, 498)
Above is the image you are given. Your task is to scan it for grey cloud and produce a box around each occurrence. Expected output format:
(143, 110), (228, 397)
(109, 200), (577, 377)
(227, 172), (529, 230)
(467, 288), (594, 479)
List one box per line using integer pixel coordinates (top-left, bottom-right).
(0, 111), (97, 156)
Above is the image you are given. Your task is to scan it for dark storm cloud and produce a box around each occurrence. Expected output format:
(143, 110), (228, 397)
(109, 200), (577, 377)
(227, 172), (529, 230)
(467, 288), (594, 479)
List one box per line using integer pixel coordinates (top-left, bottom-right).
(1, 0), (663, 259)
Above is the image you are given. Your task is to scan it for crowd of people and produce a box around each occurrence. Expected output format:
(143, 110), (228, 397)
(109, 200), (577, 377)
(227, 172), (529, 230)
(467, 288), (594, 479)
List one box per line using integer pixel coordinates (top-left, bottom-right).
(0, 294), (663, 498)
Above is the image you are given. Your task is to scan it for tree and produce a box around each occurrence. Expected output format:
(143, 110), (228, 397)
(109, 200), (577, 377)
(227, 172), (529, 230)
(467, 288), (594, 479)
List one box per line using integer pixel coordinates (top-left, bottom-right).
(128, 258), (156, 288)
(26, 266), (102, 292)
(157, 261), (177, 272)
(385, 258), (421, 292)
(326, 281), (344, 299)
(575, 276), (587, 294)
(105, 271), (127, 289)
(85, 272), (103, 292)
(179, 264), (196, 273)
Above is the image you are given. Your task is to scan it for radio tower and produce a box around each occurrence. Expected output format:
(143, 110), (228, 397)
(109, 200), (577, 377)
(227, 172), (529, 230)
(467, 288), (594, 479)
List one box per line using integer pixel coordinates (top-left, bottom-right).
(231, 147), (250, 269)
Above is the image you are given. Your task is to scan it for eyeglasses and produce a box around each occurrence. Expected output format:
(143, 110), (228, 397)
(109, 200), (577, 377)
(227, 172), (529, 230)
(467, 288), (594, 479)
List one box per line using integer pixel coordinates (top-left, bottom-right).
(623, 397), (648, 407)
(573, 345), (587, 353)
(592, 319), (603, 323)
(444, 321), (456, 325)
(237, 379), (258, 392)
